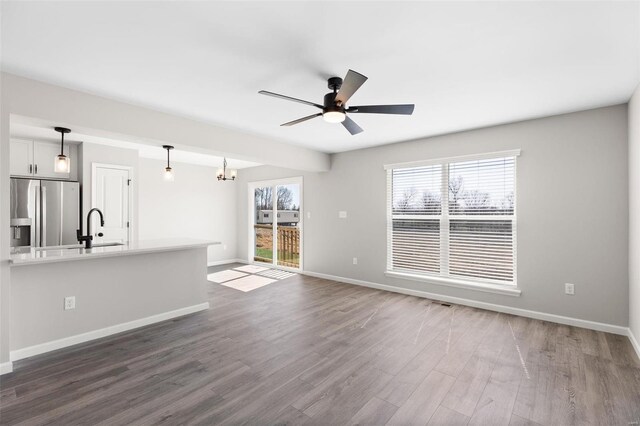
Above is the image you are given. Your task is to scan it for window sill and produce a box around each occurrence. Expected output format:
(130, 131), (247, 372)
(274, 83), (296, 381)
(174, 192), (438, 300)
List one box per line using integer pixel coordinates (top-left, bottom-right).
(384, 271), (521, 297)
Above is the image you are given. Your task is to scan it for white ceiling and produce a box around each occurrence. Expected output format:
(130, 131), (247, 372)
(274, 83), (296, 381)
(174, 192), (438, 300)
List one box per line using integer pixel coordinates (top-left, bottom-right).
(2, 1), (639, 154)
(10, 122), (261, 170)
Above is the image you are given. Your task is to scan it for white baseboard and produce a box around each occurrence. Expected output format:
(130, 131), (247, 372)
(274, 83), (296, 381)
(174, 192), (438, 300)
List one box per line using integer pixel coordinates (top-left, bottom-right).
(301, 270), (629, 336)
(629, 328), (640, 360)
(0, 361), (13, 375)
(207, 258), (245, 267)
(10, 302), (210, 362)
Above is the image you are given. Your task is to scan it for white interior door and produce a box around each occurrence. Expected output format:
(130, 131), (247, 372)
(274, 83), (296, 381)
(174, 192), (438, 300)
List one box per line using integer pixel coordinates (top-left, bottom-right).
(93, 164), (130, 243)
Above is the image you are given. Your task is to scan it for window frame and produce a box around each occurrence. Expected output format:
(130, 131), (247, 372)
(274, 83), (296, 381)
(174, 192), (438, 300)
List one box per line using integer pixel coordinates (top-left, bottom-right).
(385, 150), (521, 296)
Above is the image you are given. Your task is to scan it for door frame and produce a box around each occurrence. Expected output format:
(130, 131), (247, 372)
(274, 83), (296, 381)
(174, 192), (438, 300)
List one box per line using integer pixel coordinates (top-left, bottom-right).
(91, 162), (133, 244)
(247, 176), (303, 272)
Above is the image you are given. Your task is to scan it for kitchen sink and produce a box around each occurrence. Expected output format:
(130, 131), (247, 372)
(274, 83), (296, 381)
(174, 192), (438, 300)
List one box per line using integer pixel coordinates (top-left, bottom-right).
(45, 242), (126, 250)
(32, 242), (126, 251)
(76, 242), (125, 249)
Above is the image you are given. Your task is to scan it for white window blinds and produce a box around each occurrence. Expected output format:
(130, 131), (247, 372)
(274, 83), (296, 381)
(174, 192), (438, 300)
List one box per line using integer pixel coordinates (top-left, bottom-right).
(387, 153), (517, 285)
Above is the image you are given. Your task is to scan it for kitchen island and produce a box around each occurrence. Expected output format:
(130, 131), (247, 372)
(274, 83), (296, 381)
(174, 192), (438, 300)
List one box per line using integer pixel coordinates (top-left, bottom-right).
(9, 239), (217, 362)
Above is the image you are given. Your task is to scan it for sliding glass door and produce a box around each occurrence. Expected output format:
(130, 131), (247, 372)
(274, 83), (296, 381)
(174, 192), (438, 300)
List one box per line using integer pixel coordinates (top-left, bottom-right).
(251, 178), (302, 270)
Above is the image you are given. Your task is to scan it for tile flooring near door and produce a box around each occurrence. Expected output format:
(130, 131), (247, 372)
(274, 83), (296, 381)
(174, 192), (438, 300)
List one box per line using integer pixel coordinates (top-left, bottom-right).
(0, 263), (639, 425)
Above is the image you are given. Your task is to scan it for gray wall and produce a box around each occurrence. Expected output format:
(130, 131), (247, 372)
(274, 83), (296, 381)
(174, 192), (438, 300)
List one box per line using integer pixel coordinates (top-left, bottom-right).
(11, 247), (207, 351)
(629, 85), (640, 342)
(138, 158), (238, 263)
(237, 105), (629, 327)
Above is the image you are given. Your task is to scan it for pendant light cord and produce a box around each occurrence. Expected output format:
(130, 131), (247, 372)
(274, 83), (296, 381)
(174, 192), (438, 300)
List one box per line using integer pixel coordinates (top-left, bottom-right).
(60, 132), (65, 156)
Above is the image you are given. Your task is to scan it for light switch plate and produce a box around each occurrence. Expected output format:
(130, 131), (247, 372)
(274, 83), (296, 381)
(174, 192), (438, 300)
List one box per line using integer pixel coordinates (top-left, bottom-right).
(339, 211), (347, 219)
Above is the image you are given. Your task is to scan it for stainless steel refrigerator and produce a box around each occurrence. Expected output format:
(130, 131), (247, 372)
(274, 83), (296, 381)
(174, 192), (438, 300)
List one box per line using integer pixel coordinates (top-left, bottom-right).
(10, 178), (80, 248)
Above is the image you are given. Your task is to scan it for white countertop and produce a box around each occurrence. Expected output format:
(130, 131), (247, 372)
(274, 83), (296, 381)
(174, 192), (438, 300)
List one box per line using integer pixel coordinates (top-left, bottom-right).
(10, 239), (219, 266)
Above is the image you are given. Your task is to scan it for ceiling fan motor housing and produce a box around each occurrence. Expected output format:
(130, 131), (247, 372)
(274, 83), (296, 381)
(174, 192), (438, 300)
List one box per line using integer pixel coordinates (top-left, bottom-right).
(324, 92), (345, 112)
(327, 77), (343, 91)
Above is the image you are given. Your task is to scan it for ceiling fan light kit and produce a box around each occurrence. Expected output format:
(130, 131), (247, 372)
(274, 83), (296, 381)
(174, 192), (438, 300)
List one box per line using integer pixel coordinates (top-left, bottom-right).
(259, 69), (415, 135)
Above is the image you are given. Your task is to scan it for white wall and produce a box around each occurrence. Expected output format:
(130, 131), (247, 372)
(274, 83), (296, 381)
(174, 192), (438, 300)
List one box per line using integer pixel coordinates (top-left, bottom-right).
(237, 105), (629, 328)
(629, 84), (640, 347)
(1, 73), (330, 172)
(1, 75), (12, 368)
(138, 158), (238, 263)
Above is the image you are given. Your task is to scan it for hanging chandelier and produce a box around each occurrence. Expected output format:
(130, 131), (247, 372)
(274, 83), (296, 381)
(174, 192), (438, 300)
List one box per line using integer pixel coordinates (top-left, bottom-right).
(217, 158), (237, 181)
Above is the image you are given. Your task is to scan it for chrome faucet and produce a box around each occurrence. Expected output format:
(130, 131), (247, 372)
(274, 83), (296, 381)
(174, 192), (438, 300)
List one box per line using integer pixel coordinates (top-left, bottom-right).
(77, 208), (105, 249)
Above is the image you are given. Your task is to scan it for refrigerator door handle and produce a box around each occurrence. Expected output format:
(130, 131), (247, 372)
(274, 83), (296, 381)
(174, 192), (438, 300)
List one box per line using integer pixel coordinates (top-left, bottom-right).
(59, 185), (64, 245)
(34, 184), (41, 247)
(41, 186), (47, 247)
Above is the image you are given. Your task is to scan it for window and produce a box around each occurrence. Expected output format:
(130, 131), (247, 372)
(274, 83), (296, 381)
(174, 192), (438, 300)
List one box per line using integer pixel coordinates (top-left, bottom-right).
(386, 151), (518, 286)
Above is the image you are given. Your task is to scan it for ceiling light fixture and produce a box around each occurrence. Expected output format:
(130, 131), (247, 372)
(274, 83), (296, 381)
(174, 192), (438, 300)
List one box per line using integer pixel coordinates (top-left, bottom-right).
(162, 145), (174, 181)
(54, 127), (71, 173)
(217, 158), (237, 181)
(322, 110), (346, 123)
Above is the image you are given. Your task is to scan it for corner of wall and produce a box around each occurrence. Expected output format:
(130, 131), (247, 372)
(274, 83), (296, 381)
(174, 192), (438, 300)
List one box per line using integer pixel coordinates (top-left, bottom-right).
(629, 81), (640, 354)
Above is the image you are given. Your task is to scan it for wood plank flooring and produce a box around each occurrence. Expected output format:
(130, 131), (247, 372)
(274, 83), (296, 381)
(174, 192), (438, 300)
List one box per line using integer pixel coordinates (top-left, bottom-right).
(1, 263), (639, 425)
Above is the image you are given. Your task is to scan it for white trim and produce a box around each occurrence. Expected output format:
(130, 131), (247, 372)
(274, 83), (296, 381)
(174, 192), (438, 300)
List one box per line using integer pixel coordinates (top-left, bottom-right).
(300, 270), (628, 336)
(207, 258), (245, 267)
(10, 302), (210, 362)
(383, 149), (521, 170)
(0, 361), (13, 375)
(629, 328), (640, 360)
(385, 270), (521, 296)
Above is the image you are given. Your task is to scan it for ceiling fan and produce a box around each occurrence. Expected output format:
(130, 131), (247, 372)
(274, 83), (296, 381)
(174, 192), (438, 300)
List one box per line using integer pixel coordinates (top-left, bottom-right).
(258, 69), (415, 135)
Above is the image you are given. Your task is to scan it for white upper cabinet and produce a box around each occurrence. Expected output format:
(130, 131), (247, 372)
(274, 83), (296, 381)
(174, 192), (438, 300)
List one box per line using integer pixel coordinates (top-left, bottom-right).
(9, 139), (34, 177)
(10, 139), (74, 179)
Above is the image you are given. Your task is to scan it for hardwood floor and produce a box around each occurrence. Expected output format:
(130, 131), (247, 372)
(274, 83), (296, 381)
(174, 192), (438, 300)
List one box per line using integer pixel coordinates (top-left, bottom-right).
(1, 264), (639, 425)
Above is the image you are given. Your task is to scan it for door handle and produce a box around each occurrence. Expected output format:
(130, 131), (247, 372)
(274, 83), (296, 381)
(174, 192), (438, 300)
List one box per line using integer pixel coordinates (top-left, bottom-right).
(34, 164), (38, 174)
(41, 186), (47, 247)
(34, 185), (41, 247)
(29, 164), (33, 174)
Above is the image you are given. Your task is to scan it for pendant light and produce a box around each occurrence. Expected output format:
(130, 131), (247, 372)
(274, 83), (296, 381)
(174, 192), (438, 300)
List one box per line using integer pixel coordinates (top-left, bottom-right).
(216, 158), (237, 181)
(54, 127), (71, 173)
(163, 145), (174, 181)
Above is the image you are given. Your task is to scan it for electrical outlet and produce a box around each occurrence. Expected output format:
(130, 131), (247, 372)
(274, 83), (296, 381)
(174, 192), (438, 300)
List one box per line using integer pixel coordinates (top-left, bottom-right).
(565, 283), (575, 295)
(307, 212), (311, 219)
(64, 296), (76, 310)
(223, 244), (227, 251)
(353, 257), (358, 265)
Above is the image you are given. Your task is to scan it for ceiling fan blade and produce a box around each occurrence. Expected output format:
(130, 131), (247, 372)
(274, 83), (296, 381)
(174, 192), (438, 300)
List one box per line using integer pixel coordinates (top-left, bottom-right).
(348, 104), (415, 115)
(335, 69), (368, 105)
(281, 113), (323, 127)
(342, 116), (364, 135)
(259, 90), (323, 109)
